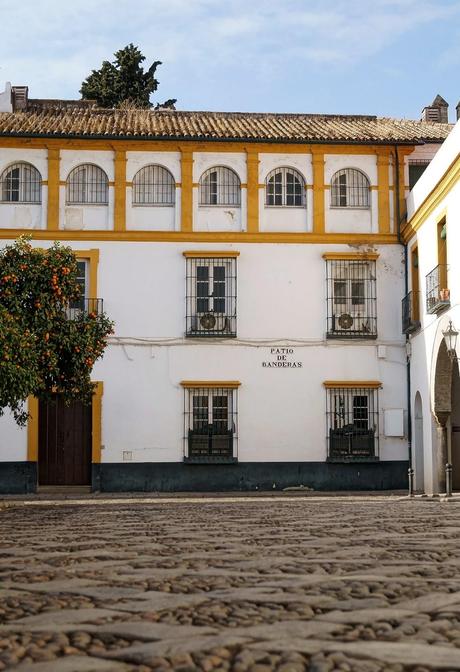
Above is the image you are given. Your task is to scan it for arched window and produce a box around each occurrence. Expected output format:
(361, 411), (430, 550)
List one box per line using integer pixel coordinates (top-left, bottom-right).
(0, 162), (41, 203)
(132, 165), (175, 205)
(199, 166), (241, 206)
(265, 167), (306, 207)
(331, 168), (370, 208)
(66, 164), (108, 205)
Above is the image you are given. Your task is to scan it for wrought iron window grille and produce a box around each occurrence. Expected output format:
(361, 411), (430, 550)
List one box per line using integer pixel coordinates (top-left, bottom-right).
(0, 162), (42, 203)
(402, 291), (421, 334)
(132, 165), (175, 206)
(183, 386), (238, 463)
(326, 259), (377, 339)
(265, 167), (306, 207)
(66, 164), (109, 205)
(185, 257), (237, 338)
(199, 166), (241, 206)
(330, 168), (370, 208)
(66, 298), (104, 320)
(326, 386), (379, 461)
(426, 264), (450, 314)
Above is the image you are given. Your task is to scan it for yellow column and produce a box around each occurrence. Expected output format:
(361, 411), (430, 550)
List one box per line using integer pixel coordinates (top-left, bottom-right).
(47, 148), (60, 230)
(377, 152), (390, 234)
(92, 382), (104, 464)
(246, 149), (259, 234)
(114, 150), (127, 232)
(181, 149), (194, 232)
(312, 148), (325, 234)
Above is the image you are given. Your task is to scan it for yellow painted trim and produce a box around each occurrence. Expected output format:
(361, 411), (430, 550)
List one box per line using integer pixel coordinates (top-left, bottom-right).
(59, 180), (66, 186)
(0, 229), (399, 244)
(181, 380), (241, 389)
(183, 250), (240, 258)
(74, 248), (99, 298)
(47, 148), (60, 231)
(311, 148), (325, 234)
(377, 153), (391, 235)
(246, 149), (259, 234)
(181, 150), (193, 232)
(323, 380), (382, 389)
(370, 185), (379, 191)
(27, 396), (39, 462)
(114, 150), (126, 232)
(108, 181), (115, 187)
(322, 252), (379, 260)
(192, 182), (199, 188)
(0, 136), (413, 156)
(92, 381), (103, 464)
(402, 153), (460, 243)
(41, 180), (48, 186)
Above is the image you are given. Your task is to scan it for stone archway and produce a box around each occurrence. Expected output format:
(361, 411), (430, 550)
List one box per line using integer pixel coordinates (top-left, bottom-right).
(433, 339), (454, 492)
(414, 392), (424, 493)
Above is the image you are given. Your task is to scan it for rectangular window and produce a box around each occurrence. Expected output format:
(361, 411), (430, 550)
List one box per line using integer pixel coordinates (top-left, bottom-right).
(185, 256), (237, 337)
(326, 385), (379, 461)
(183, 385), (238, 463)
(326, 259), (377, 338)
(66, 256), (103, 318)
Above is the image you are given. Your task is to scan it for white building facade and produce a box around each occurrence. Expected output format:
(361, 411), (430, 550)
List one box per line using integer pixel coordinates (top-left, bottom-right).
(404, 119), (460, 495)
(0, 86), (452, 492)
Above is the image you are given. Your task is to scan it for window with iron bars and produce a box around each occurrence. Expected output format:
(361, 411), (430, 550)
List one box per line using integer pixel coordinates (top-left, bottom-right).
(185, 257), (237, 337)
(326, 259), (377, 338)
(265, 167), (306, 207)
(199, 166), (241, 206)
(132, 165), (175, 205)
(183, 386), (238, 463)
(326, 386), (379, 461)
(66, 164), (109, 205)
(66, 260), (103, 319)
(0, 162), (42, 203)
(330, 168), (370, 208)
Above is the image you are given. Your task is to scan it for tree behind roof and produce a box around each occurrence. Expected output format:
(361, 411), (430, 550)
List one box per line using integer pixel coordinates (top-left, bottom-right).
(80, 44), (177, 109)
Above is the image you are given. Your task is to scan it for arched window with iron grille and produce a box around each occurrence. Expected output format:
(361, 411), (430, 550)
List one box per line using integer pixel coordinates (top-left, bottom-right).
(265, 167), (306, 207)
(199, 166), (241, 206)
(331, 168), (370, 208)
(66, 164), (109, 205)
(0, 162), (42, 203)
(132, 165), (175, 206)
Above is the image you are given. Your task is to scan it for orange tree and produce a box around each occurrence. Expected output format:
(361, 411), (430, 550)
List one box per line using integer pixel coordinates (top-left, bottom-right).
(0, 238), (113, 426)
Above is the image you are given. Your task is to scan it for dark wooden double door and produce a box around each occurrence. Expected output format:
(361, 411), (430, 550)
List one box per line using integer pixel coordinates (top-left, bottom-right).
(38, 396), (92, 486)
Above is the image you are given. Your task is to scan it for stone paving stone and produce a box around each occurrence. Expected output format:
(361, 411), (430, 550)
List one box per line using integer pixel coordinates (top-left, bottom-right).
(10, 608), (126, 626)
(15, 655), (133, 671)
(8, 579), (105, 593)
(396, 590), (460, 611)
(113, 592), (208, 612)
(103, 634), (253, 661)
(316, 607), (416, 624)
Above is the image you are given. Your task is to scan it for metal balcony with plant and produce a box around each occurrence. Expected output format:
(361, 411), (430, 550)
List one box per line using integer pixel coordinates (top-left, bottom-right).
(426, 264), (450, 314)
(402, 291), (421, 334)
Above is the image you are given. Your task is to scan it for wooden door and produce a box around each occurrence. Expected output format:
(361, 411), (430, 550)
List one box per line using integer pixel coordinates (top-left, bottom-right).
(38, 395), (92, 486)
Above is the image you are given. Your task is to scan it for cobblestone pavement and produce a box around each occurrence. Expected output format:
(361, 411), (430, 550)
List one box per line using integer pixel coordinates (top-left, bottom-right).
(1, 498), (460, 672)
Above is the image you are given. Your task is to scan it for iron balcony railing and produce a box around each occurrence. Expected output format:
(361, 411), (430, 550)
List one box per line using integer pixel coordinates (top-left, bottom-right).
(66, 298), (104, 319)
(426, 265), (450, 314)
(326, 386), (379, 462)
(326, 259), (377, 339)
(185, 427), (237, 463)
(402, 291), (421, 334)
(329, 427), (376, 460)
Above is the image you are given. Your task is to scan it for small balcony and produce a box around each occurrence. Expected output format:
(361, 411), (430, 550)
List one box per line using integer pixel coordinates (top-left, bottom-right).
(185, 428), (237, 464)
(328, 427), (378, 462)
(66, 297), (104, 319)
(426, 265), (450, 314)
(402, 291), (421, 334)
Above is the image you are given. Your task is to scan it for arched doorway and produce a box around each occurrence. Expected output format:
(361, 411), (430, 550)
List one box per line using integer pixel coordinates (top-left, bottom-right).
(451, 360), (460, 491)
(433, 340), (455, 493)
(414, 392), (424, 493)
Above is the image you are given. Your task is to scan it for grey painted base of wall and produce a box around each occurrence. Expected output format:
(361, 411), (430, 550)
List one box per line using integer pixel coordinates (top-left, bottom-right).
(94, 461), (409, 493)
(0, 462), (37, 494)
(0, 461), (409, 494)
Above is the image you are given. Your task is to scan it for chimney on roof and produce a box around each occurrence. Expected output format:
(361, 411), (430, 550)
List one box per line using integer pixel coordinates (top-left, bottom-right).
(11, 86), (28, 112)
(0, 82), (12, 113)
(421, 94), (449, 123)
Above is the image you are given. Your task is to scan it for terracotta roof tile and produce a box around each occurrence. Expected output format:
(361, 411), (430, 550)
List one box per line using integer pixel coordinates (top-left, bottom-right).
(0, 105), (452, 144)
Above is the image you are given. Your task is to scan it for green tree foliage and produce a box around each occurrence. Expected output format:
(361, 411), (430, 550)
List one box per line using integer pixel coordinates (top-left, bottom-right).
(80, 43), (177, 109)
(0, 238), (114, 426)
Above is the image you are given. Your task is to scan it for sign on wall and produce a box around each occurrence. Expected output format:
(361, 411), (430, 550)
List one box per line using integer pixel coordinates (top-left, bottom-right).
(262, 348), (303, 368)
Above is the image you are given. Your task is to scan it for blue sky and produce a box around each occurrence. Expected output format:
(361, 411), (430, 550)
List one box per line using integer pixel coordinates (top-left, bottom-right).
(1, 0), (460, 120)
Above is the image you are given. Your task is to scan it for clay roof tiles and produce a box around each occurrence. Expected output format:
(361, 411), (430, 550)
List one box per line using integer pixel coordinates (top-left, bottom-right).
(0, 104), (452, 144)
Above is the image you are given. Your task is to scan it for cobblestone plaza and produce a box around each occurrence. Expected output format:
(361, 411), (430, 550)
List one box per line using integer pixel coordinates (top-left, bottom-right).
(1, 497), (460, 671)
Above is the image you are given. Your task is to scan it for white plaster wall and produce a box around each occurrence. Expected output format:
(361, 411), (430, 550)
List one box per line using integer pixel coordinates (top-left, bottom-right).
(258, 153), (311, 232)
(60, 150), (114, 230)
(193, 152), (246, 231)
(126, 151), (180, 231)
(0, 148), (47, 229)
(0, 409), (28, 461)
(325, 154), (377, 234)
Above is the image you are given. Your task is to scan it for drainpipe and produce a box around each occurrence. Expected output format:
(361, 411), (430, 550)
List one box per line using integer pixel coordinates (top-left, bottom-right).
(395, 144), (414, 495)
